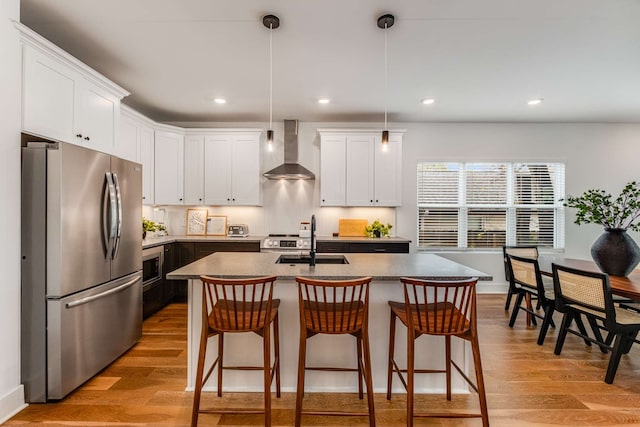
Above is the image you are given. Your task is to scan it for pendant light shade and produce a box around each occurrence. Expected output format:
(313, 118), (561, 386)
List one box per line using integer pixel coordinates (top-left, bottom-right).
(378, 14), (394, 152)
(263, 14), (280, 152)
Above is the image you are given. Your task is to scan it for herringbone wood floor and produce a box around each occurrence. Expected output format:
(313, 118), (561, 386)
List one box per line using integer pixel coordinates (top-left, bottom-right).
(7, 295), (640, 426)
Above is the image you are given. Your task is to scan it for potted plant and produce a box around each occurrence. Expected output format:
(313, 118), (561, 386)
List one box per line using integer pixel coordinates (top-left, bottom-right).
(143, 218), (166, 239)
(563, 181), (640, 276)
(365, 219), (393, 238)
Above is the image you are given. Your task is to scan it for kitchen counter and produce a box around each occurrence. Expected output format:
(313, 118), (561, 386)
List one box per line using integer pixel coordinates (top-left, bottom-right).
(169, 251), (491, 395)
(142, 235), (266, 249)
(167, 251), (488, 281)
(143, 235), (410, 249)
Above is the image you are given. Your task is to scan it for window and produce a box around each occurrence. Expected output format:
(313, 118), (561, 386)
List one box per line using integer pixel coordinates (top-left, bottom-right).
(417, 162), (565, 249)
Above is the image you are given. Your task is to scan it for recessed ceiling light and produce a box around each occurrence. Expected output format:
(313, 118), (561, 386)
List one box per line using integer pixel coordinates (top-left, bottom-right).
(421, 98), (435, 105)
(318, 98), (331, 104)
(213, 98), (227, 104)
(527, 98), (543, 106)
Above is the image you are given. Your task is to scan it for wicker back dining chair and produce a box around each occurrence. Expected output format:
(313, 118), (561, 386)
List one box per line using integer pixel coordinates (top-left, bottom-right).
(503, 246), (538, 310)
(386, 277), (488, 427)
(553, 263), (640, 384)
(294, 276), (375, 427)
(191, 275), (280, 427)
(506, 254), (556, 345)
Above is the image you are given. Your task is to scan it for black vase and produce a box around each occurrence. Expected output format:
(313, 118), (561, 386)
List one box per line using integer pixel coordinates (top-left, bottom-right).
(590, 228), (640, 276)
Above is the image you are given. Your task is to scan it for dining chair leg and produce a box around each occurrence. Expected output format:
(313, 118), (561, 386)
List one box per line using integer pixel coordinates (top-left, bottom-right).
(605, 333), (627, 384)
(406, 330), (415, 427)
(574, 315), (594, 347)
(217, 333), (224, 397)
(586, 316), (609, 353)
(263, 324), (271, 427)
(294, 329), (307, 427)
(537, 305), (555, 345)
(386, 310), (397, 400)
(504, 287), (514, 310)
(554, 312), (573, 355)
(357, 334), (364, 399)
(273, 312), (281, 397)
(470, 333), (489, 427)
(509, 292), (525, 327)
(362, 329), (376, 427)
(445, 335), (452, 400)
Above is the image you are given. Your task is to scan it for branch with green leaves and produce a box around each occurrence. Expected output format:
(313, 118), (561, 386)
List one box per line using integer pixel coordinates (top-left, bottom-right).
(562, 181), (640, 232)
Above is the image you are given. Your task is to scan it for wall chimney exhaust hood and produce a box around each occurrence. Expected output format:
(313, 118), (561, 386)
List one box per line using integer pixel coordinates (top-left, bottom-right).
(263, 120), (315, 180)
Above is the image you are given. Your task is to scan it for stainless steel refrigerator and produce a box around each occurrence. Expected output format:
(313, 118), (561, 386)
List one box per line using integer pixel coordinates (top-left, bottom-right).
(21, 141), (143, 402)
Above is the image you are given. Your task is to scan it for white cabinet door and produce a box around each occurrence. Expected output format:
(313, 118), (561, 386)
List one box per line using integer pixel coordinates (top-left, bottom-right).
(154, 131), (184, 205)
(346, 134), (375, 206)
(203, 135), (232, 205)
(230, 134), (261, 205)
(118, 114), (139, 162)
(22, 46), (76, 143)
(320, 135), (346, 206)
(139, 125), (154, 205)
(184, 135), (205, 205)
(374, 134), (403, 206)
(203, 133), (261, 206)
(74, 78), (118, 154)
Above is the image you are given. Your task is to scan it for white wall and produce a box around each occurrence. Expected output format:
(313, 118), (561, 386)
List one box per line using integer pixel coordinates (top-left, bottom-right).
(0, 0), (27, 421)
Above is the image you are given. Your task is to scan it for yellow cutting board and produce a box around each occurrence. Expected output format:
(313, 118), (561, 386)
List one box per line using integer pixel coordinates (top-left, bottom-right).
(338, 219), (369, 237)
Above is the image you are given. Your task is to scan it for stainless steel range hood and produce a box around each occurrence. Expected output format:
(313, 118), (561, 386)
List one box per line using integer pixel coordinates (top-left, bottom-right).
(263, 120), (315, 180)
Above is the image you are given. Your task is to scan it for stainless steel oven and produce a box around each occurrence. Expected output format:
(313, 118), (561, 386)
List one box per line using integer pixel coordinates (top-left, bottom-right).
(261, 234), (311, 254)
(142, 246), (163, 291)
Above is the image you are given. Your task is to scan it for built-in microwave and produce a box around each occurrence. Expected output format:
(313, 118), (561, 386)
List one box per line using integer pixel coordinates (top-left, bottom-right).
(142, 246), (164, 290)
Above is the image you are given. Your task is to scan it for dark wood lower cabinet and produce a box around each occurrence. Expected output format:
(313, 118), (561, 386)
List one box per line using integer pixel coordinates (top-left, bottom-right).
(166, 241), (260, 303)
(317, 241), (409, 253)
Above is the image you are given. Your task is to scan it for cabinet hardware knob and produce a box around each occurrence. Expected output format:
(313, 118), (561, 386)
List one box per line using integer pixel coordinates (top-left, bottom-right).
(370, 199), (373, 203)
(179, 198), (183, 201)
(142, 196), (146, 200)
(76, 134), (82, 138)
(84, 136), (90, 141)
(199, 198), (202, 201)
(232, 198), (235, 201)
(376, 199), (379, 203)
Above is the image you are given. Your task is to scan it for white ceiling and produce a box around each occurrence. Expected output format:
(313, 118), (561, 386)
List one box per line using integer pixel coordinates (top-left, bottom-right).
(20, 0), (640, 124)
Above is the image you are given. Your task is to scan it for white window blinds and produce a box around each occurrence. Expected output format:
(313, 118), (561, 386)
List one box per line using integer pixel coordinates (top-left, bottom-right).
(417, 162), (565, 249)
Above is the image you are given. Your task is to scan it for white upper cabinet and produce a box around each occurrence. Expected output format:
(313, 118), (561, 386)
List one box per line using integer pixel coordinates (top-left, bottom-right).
(119, 106), (155, 204)
(154, 129), (184, 205)
(183, 135), (205, 205)
(20, 25), (128, 154)
(318, 129), (404, 207)
(203, 132), (262, 206)
(346, 134), (376, 206)
(139, 125), (155, 205)
(319, 135), (347, 206)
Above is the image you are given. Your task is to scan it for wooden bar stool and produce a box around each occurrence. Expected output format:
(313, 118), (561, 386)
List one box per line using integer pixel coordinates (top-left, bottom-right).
(191, 275), (280, 427)
(387, 277), (489, 427)
(294, 276), (375, 427)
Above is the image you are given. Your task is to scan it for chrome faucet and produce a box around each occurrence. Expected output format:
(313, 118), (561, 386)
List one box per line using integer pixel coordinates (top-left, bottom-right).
(309, 214), (316, 266)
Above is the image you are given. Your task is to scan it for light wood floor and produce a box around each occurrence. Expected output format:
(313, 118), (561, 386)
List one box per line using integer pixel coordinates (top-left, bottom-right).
(7, 295), (640, 426)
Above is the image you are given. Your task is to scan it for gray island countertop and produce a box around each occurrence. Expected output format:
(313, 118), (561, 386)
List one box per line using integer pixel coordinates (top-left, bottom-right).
(166, 252), (491, 281)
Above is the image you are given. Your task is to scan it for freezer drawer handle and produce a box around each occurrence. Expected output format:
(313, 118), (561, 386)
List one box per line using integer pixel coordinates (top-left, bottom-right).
(65, 276), (141, 309)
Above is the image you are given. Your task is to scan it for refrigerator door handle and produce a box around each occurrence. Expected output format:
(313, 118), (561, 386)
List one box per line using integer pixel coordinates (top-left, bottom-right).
(65, 276), (141, 309)
(104, 172), (117, 257)
(112, 173), (123, 260)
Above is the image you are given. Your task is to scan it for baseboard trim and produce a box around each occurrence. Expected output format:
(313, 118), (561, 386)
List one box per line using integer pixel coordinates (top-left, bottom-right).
(0, 385), (26, 424)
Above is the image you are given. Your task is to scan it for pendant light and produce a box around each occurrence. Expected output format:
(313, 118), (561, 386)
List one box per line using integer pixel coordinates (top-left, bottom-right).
(377, 14), (394, 151)
(263, 14), (279, 152)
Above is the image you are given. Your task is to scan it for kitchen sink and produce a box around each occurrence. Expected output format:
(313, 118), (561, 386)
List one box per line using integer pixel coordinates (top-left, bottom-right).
(275, 254), (349, 265)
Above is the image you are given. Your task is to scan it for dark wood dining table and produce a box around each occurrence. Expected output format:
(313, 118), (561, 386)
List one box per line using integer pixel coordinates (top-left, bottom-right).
(538, 255), (640, 302)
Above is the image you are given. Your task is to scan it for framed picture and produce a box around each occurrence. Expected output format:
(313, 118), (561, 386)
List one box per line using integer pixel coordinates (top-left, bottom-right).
(207, 215), (228, 236)
(186, 208), (208, 236)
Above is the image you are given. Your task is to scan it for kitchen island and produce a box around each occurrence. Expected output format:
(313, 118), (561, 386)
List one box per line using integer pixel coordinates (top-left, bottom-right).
(167, 252), (491, 394)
